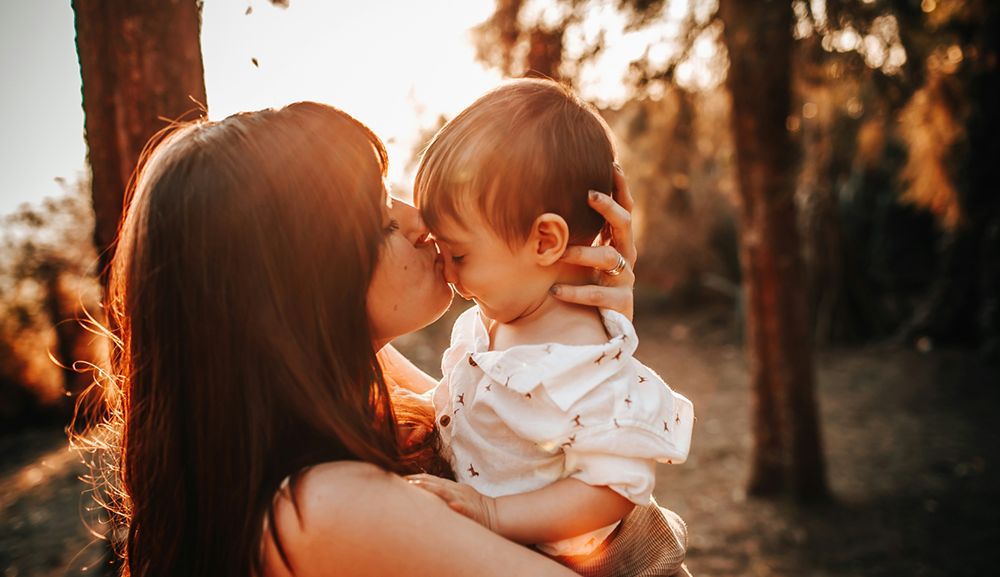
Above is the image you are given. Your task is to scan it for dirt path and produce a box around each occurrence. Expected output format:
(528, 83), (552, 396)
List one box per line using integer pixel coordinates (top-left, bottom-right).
(633, 310), (1000, 577)
(0, 430), (109, 577)
(3, 306), (998, 576)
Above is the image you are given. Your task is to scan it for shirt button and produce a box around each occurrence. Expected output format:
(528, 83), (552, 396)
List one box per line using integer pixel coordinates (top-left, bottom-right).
(468, 355), (478, 367)
(439, 415), (451, 427)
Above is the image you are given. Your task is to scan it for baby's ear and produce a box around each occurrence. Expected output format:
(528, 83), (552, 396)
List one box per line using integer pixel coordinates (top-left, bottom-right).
(529, 213), (569, 266)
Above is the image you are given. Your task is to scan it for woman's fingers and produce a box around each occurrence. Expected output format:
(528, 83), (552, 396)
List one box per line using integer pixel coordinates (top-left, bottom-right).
(588, 199), (636, 270)
(560, 245), (635, 287)
(550, 284), (634, 321)
(612, 162), (634, 213)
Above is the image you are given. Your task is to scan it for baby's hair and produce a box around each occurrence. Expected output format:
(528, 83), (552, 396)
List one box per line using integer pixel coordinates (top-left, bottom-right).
(415, 78), (616, 246)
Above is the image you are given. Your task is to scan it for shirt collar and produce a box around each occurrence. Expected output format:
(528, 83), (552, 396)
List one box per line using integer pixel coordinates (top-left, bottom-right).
(465, 306), (639, 410)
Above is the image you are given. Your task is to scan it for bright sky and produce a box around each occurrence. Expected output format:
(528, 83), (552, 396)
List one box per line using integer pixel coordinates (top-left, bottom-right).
(0, 0), (503, 218)
(0, 0), (720, 219)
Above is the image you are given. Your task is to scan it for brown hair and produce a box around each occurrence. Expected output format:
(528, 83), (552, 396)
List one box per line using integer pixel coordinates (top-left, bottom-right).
(79, 102), (446, 577)
(414, 78), (616, 246)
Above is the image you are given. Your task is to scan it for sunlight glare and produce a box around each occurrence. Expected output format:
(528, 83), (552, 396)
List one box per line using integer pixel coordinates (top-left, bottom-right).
(199, 0), (502, 187)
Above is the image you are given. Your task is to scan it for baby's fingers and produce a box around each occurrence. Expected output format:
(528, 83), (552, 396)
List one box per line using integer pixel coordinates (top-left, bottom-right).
(447, 501), (474, 517)
(406, 475), (455, 501)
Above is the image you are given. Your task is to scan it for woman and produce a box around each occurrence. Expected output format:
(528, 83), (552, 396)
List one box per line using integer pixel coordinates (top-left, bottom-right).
(87, 101), (638, 576)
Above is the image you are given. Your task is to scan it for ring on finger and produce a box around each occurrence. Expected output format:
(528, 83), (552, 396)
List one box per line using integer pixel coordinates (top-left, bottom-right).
(602, 252), (627, 277)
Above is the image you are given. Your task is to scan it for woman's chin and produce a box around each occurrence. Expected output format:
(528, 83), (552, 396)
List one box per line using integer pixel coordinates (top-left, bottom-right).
(416, 280), (455, 332)
(429, 284), (456, 322)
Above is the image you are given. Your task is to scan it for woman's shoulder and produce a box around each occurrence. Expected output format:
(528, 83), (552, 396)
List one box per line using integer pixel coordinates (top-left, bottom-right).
(299, 460), (391, 491)
(260, 460), (578, 577)
(270, 460), (394, 530)
(261, 461), (399, 576)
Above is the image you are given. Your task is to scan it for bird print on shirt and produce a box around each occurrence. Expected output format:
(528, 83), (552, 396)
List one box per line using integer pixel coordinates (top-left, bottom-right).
(560, 434), (576, 449)
(468, 464), (479, 477)
(613, 349), (623, 361)
(624, 395), (633, 409)
(572, 414), (583, 427)
(457, 393), (465, 405)
(594, 352), (607, 364)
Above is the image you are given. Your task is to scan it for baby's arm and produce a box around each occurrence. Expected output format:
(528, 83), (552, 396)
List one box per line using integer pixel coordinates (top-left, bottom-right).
(407, 475), (634, 545)
(494, 478), (635, 544)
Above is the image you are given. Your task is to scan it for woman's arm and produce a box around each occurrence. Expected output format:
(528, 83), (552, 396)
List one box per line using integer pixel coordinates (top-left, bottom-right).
(262, 461), (579, 577)
(378, 344), (438, 394)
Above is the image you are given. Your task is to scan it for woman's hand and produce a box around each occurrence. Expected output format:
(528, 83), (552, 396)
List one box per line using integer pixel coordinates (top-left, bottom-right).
(407, 474), (499, 533)
(552, 164), (638, 320)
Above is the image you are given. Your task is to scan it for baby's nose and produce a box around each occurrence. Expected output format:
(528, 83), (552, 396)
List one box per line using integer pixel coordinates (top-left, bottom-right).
(436, 245), (465, 292)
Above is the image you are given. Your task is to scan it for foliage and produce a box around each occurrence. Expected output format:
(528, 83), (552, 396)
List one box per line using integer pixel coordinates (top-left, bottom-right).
(471, 0), (998, 348)
(0, 180), (104, 432)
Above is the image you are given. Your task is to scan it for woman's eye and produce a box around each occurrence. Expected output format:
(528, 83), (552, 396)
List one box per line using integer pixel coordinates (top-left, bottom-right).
(383, 219), (400, 235)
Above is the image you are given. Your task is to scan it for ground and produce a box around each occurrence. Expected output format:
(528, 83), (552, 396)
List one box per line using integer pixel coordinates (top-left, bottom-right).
(2, 304), (998, 576)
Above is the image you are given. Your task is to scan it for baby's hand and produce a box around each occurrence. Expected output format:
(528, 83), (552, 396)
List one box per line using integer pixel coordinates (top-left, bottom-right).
(406, 474), (499, 533)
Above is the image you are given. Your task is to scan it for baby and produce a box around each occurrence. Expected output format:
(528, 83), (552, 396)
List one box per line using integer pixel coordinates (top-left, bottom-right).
(410, 79), (694, 576)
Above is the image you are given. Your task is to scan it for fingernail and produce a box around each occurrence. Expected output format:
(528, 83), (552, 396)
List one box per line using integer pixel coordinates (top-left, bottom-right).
(549, 284), (561, 295)
(613, 161), (623, 174)
(588, 190), (601, 202)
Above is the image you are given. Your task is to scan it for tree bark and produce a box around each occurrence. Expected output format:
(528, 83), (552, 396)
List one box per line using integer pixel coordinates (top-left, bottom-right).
(719, 0), (829, 501)
(72, 0), (207, 287)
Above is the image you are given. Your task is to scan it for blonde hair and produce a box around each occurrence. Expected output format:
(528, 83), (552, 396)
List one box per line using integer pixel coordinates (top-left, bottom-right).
(415, 78), (616, 246)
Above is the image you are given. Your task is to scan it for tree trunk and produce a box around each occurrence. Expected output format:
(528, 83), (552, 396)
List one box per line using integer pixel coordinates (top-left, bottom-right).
(719, 0), (829, 502)
(72, 0), (207, 287)
(39, 265), (77, 395)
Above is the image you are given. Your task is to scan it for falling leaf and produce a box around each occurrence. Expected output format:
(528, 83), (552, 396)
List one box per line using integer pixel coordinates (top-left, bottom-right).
(245, 6), (253, 16)
(251, 57), (259, 68)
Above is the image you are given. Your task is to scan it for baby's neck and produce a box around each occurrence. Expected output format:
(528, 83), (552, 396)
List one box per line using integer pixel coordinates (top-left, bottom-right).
(488, 295), (608, 351)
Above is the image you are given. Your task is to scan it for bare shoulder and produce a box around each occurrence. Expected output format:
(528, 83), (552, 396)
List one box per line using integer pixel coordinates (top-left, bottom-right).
(261, 461), (577, 577)
(268, 460), (397, 542)
(261, 461), (394, 576)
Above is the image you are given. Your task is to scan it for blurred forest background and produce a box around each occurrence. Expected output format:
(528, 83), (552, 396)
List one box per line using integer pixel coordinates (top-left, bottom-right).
(1, 0), (998, 576)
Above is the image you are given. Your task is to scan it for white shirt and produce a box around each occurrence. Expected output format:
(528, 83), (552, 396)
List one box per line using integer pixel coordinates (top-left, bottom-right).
(433, 306), (694, 556)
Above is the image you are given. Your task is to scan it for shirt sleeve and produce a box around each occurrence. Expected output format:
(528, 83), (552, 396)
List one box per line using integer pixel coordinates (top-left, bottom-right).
(542, 362), (695, 505)
(564, 449), (658, 504)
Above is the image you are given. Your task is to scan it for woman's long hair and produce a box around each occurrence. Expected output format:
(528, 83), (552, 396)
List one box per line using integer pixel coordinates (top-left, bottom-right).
(79, 103), (445, 577)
